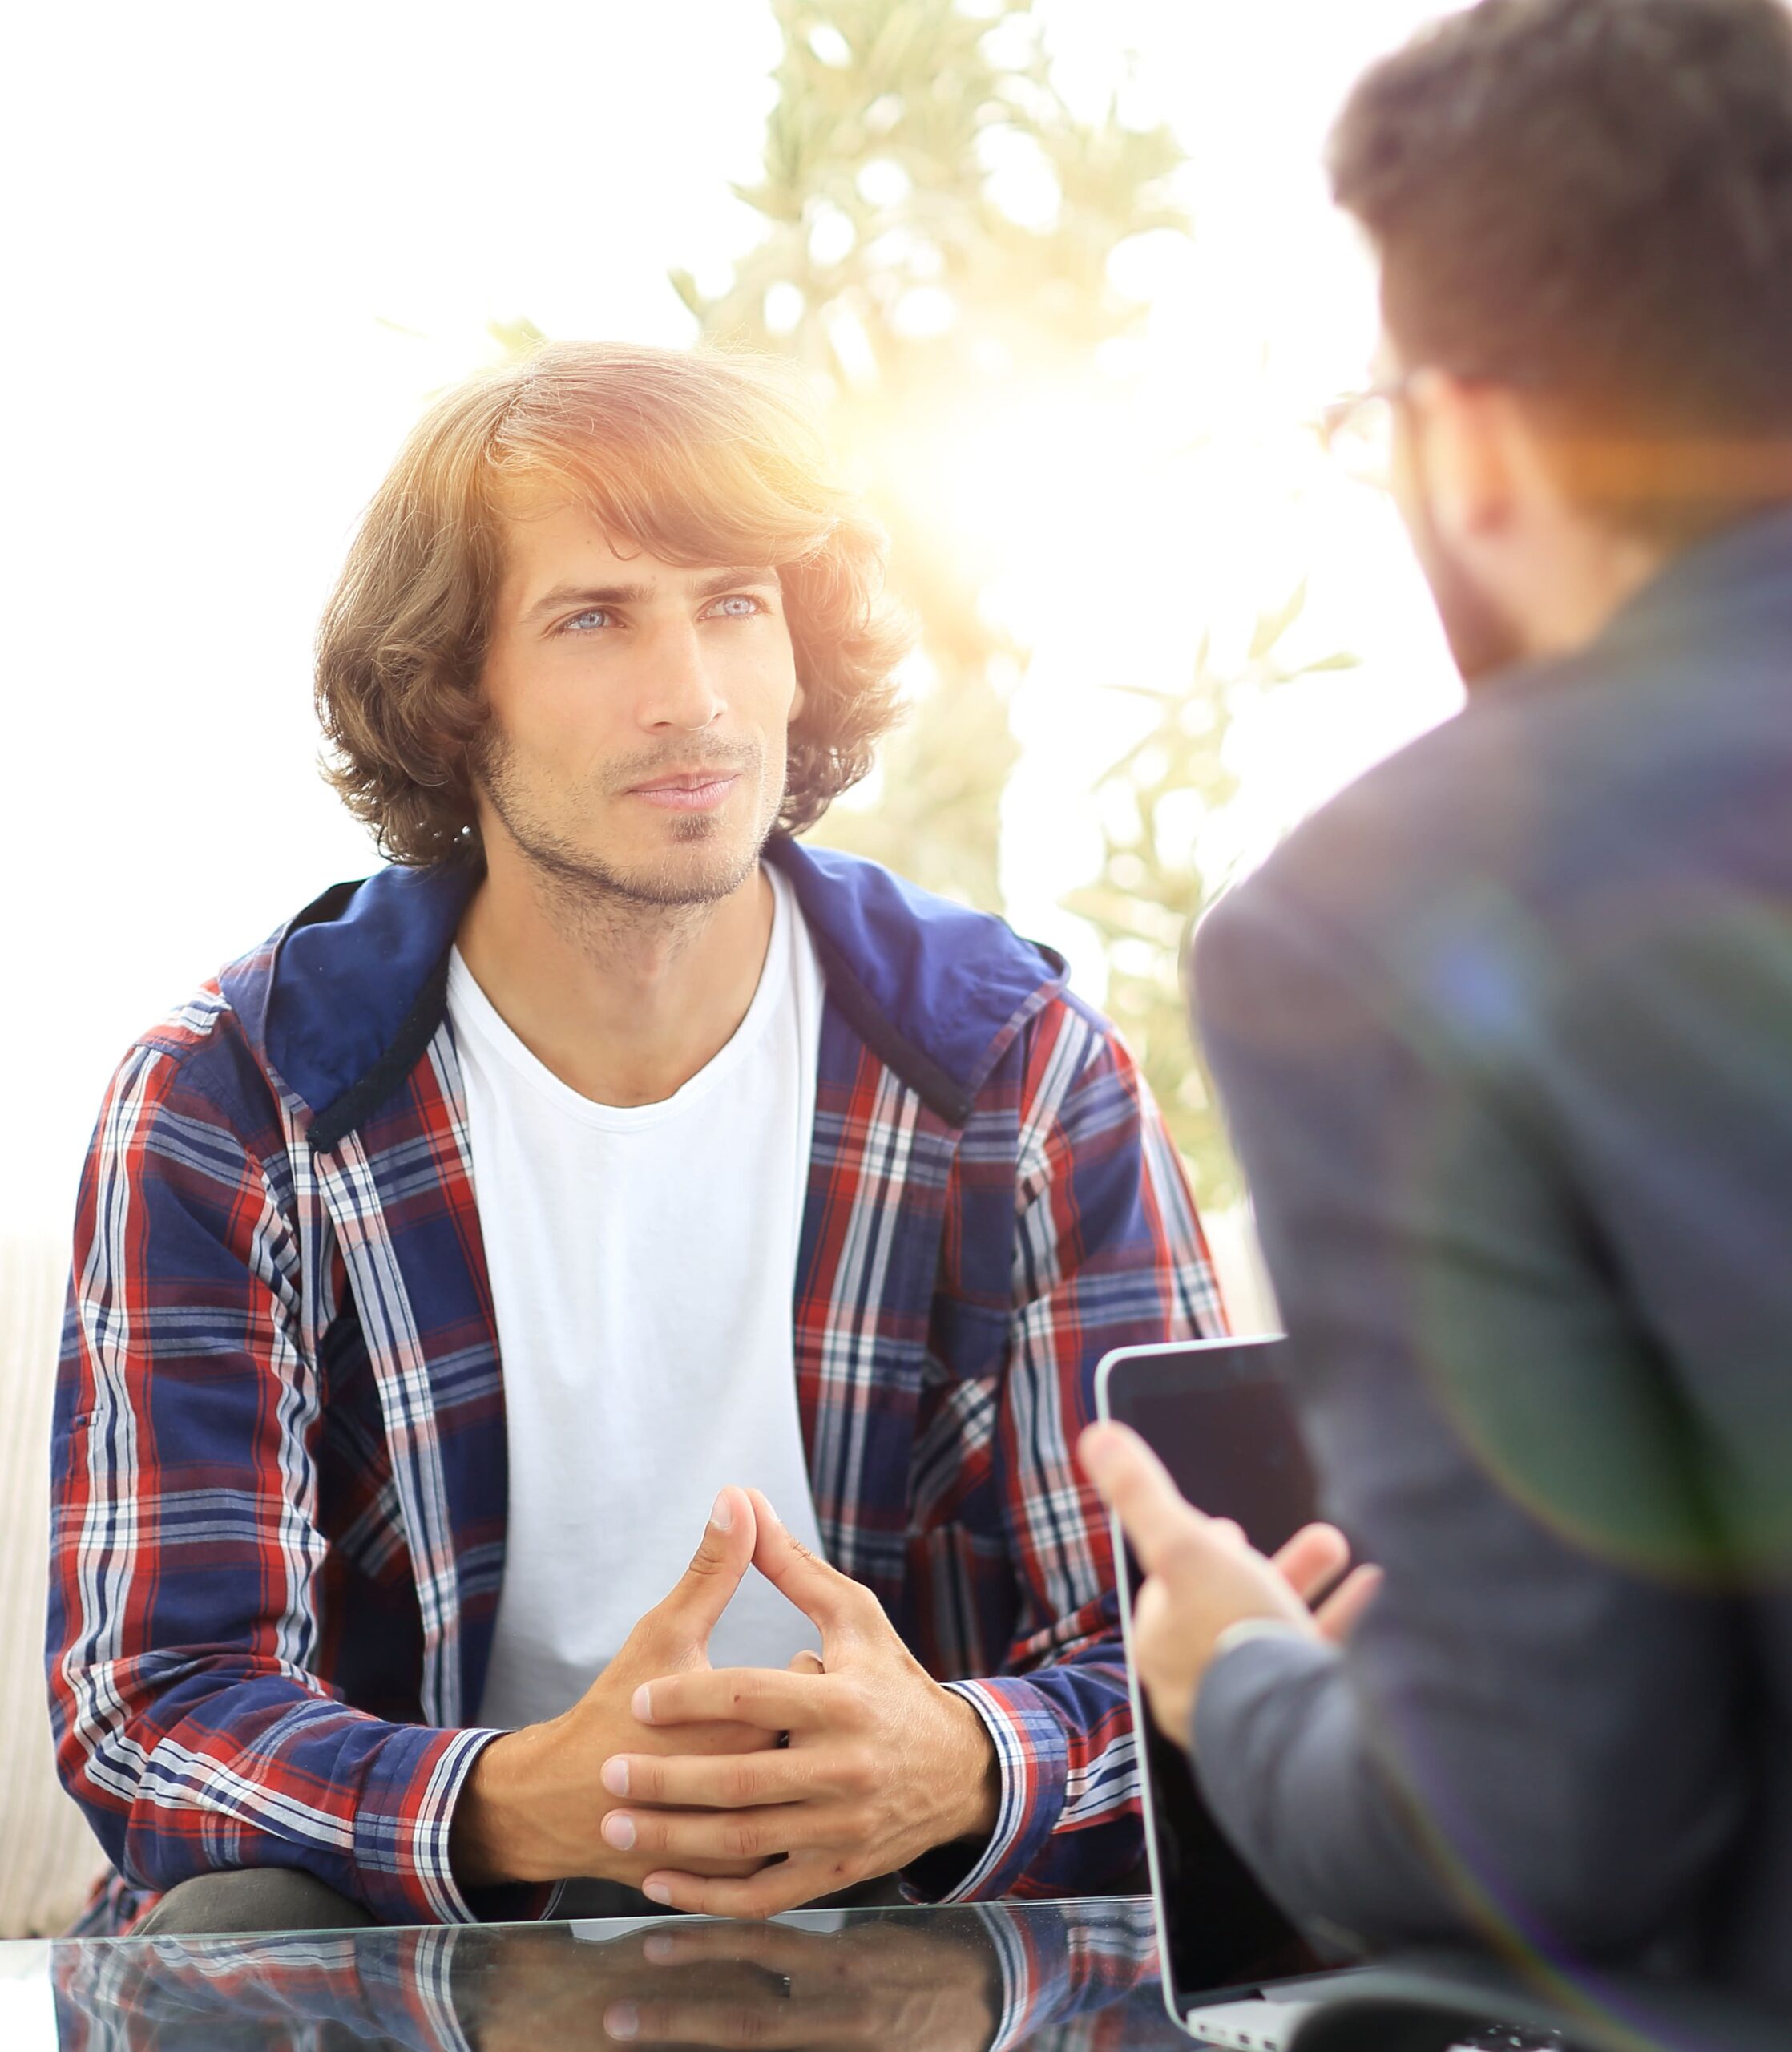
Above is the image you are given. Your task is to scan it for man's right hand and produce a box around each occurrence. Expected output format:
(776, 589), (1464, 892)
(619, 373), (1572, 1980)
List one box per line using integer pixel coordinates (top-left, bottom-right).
(450, 1486), (779, 1890)
(1079, 1422), (1380, 1751)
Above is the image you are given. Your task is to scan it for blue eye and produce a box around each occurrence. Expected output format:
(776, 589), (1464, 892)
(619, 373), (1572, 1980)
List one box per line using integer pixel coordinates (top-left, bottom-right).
(563, 608), (612, 632)
(710, 594), (764, 618)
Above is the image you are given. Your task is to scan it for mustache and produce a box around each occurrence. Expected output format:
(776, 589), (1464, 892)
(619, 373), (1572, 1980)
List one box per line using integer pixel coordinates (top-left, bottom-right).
(607, 738), (762, 790)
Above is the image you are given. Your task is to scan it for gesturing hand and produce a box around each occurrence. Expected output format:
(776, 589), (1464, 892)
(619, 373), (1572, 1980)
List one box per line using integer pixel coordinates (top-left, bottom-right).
(451, 1486), (781, 1892)
(1079, 1420), (1381, 1751)
(596, 1489), (1001, 1917)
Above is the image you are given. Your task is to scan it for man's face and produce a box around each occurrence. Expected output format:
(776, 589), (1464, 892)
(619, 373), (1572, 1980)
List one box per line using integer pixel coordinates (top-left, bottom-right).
(471, 493), (802, 906)
(1382, 343), (1531, 686)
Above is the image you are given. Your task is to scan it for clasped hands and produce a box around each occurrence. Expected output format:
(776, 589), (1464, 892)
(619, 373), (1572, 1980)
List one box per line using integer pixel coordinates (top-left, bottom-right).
(451, 1485), (999, 1917)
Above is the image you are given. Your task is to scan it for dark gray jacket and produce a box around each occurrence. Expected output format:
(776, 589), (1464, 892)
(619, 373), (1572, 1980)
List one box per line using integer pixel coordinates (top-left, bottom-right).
(1190, 507), (1792, 2008)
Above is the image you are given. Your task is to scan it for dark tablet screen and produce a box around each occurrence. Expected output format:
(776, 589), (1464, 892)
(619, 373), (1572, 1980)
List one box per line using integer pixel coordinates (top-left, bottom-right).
(1100, 1339), (1325, 2010)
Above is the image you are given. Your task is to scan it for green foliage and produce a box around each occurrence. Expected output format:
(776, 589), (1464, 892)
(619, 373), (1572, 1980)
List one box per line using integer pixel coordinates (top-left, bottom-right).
(487, 315), (547, 358)
(690, 2), (1365, 1205)
(1063, 589), (1361, 1207)
(474, 2), (1362, 1208)
(680, 0), (1189, 912)
(491, 2), (1358, 1207)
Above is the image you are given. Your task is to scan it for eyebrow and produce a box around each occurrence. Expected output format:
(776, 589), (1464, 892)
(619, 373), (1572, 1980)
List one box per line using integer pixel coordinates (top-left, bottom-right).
(520, 565), (780, 624)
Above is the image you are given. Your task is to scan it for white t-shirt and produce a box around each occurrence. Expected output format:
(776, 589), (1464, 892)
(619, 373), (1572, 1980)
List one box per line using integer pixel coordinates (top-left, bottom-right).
(448, 866), (830, 1731)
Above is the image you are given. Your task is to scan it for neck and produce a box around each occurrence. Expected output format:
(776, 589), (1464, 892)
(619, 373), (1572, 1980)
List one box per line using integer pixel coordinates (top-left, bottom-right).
(455, 846), (776, 1106)
(1495, 483), (1673, 664)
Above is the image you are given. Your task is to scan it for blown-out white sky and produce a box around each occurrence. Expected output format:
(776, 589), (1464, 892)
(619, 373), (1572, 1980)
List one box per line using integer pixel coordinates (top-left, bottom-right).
(2, 0), (1463, 1234)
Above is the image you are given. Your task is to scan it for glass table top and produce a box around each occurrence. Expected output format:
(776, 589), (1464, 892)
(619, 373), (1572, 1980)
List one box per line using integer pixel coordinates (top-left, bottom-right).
(0, 1896), (1191, 2052)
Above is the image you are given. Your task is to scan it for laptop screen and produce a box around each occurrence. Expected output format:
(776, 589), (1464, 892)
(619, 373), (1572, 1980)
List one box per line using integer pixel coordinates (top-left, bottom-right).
(1099, 1338), (1326, 2012)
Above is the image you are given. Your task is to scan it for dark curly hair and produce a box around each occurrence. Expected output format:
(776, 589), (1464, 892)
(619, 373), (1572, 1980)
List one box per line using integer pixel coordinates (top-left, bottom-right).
(1330, 0), (1792, 538)
(317, 341), (914, 863)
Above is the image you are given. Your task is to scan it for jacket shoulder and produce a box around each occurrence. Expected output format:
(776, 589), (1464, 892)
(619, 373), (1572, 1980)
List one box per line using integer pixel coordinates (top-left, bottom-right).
(1235, 621), (1790, 963)
(106, 948), (290, 1151)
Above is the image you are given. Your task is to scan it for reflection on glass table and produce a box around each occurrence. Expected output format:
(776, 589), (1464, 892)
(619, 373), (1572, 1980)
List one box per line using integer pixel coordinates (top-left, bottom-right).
(26, 1896), (1187, 2052)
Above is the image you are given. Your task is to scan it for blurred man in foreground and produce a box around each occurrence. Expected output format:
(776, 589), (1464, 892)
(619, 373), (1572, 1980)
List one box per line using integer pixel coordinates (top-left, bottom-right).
(1086, 0), (1792, 2009)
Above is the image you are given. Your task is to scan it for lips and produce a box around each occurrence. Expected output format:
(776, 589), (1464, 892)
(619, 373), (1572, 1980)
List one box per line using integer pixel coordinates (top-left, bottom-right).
(626, 767), (742, 812)
(628, 768), (737, 794)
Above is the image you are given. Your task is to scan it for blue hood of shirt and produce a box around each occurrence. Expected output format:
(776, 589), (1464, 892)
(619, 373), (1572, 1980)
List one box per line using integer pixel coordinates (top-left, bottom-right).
(223, 836), (1068, 1147)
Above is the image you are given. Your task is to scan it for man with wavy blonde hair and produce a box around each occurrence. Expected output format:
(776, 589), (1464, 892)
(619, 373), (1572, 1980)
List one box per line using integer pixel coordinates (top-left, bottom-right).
(48, 341), (1221, 1935)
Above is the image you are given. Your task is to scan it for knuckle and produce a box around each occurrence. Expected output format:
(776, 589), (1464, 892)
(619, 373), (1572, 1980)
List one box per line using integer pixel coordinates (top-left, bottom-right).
(724, 1821), (765, 1861)
(725, 1759), (764, 1805)
(736, 1876), (788, 1917)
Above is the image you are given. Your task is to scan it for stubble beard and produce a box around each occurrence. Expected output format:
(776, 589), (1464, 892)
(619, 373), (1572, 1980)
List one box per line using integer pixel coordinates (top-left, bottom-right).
(470, 723), (785, 942)
(1399, 451), (1529, 688)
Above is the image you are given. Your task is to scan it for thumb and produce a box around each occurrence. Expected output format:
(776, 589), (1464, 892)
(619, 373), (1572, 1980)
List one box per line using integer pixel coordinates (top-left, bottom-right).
(652, 1486), (757, 1647)
(787, 1648), (826, 1674)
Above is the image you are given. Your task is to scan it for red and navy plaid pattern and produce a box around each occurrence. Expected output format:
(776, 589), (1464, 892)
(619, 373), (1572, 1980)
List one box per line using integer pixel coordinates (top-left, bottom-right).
(47, 847), (1221, 1933)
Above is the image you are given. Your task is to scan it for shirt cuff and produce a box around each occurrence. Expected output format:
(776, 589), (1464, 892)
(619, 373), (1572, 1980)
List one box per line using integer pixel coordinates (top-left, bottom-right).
(901, 1678), (1069, 1903)
(1189, 1621), (1314, 1759)
(361, 1723), (555, 1926)
(1208, 1617), (1312, 1670)
(1191, 1626), (1338, 1769)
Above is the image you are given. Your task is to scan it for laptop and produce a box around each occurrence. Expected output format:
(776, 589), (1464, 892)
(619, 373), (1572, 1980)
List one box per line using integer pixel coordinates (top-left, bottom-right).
(1098, 1337), (1564, 2052)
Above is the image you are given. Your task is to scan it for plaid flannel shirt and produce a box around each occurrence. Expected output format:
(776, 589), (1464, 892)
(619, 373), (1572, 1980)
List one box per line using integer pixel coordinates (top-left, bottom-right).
(48, 835), (1221, 1933)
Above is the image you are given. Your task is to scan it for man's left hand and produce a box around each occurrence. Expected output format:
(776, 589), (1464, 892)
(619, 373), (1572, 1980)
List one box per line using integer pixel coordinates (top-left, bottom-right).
(1079, 1420), (1382, 1750)
(597, 1487), (1000, 1916)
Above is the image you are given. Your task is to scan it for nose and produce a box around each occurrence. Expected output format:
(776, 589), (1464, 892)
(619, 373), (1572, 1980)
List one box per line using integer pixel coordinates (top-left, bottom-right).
(636, 617), (726, 732)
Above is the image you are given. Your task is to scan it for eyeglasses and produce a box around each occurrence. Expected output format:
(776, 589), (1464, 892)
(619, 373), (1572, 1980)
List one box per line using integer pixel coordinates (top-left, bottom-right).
(1316, 375), (1415, 490)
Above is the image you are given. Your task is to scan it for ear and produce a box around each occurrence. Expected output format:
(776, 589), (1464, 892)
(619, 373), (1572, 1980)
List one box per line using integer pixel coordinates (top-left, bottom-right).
(1405, 370), (1522, 545)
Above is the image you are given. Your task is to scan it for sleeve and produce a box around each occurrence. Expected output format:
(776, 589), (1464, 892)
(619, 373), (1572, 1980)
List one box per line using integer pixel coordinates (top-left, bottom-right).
(1185, 876), (1754, 1957)
(46, 1041), (507, 1928)
(916, 1001), (1226, 1902)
